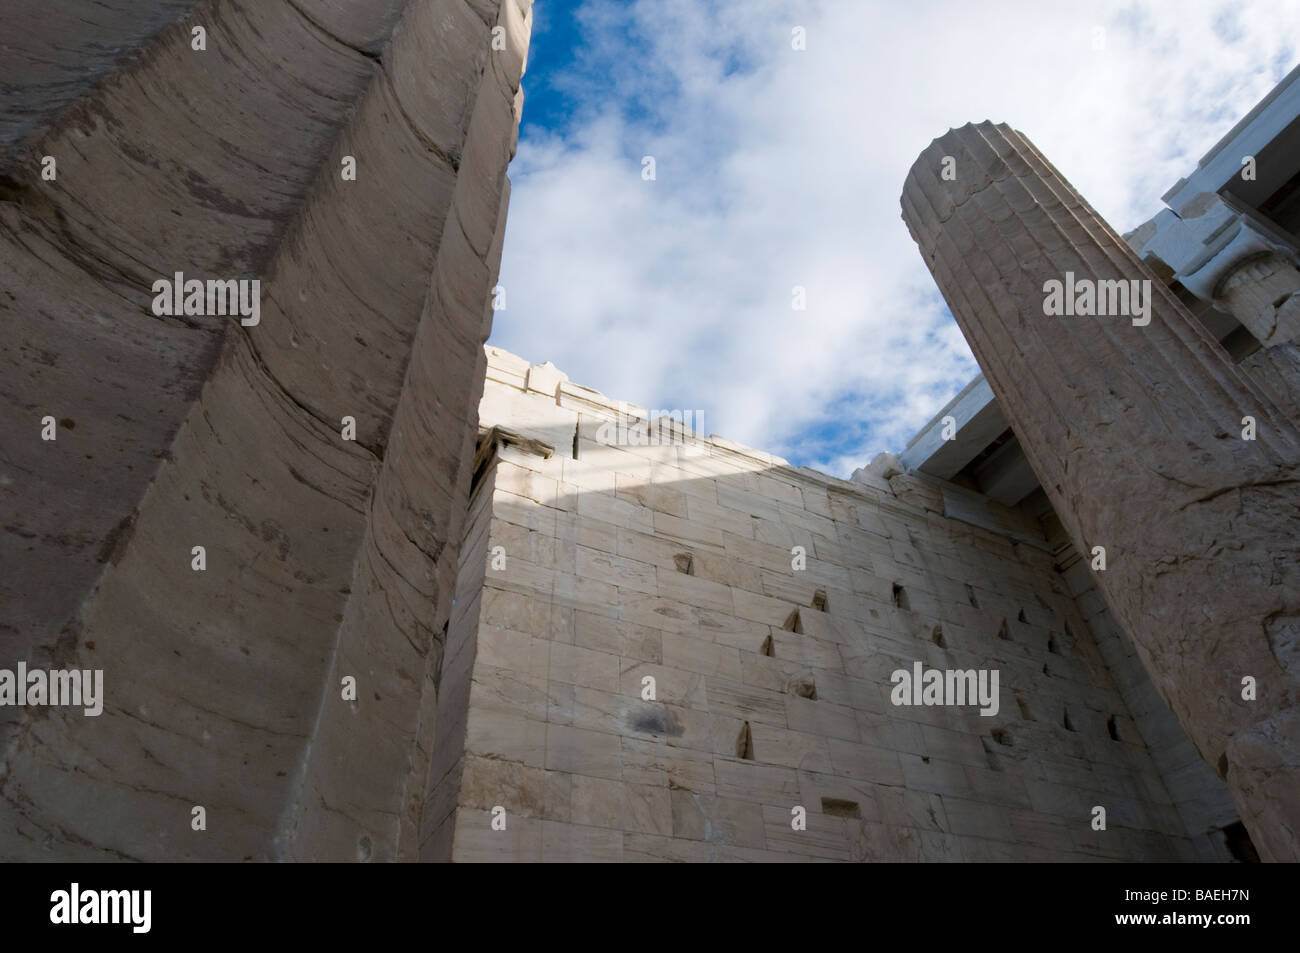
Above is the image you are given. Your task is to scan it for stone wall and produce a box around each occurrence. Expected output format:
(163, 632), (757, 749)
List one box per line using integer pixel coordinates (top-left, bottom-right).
(430, 347), (1204, 861)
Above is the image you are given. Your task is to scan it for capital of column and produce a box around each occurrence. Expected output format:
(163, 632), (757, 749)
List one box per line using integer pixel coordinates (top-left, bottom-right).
(1128, 192), (1300, 346)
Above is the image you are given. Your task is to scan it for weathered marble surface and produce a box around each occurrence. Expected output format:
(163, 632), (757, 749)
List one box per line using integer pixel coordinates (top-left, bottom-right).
(0, 0), (531, 861)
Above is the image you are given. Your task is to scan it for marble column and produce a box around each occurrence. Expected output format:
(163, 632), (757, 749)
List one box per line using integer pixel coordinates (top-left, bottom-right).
(901, 122), (1300, 861)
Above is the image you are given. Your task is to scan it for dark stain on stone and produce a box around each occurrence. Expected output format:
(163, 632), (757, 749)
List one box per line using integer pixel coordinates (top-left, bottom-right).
(52, 618), (84, 668)
(285, 465), (325, 495)
(629, 702), (682, 738)
(183, 168), (260, 218)
(259, 519), (290, 561)
(98, 510), (138, 565)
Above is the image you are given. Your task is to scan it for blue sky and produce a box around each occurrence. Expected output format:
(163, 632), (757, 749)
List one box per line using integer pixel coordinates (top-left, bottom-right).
(490, 0), (1299, 478)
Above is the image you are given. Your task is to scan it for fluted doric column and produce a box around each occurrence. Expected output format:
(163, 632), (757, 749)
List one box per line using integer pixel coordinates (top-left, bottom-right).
(902, 123), (1300, 861)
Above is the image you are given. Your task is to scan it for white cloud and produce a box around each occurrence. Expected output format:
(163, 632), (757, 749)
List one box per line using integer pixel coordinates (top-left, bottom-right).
(493, 0), (1299, 477)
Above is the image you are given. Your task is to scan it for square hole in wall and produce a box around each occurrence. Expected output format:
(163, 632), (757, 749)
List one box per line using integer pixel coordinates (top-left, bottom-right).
(737, 721), (754, 760)
(1016, 695), (1032, 720)
(1219, 821), (1261, 863)
(788, 678), (817, 700)
(821, 797), (861, 818)
(980, 737), (1002, 772)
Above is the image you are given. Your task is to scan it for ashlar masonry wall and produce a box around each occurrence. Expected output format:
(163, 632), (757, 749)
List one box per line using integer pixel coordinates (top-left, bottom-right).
(424, 346), (1204, 862)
